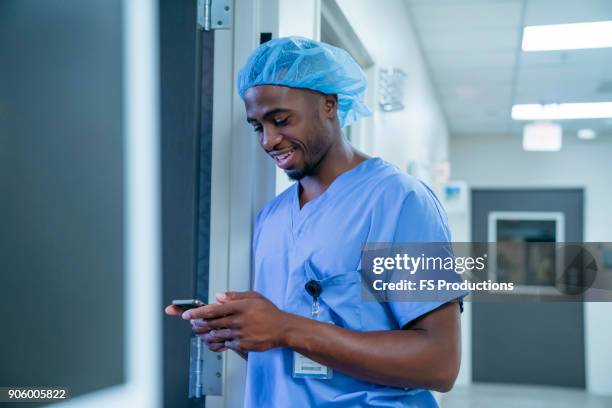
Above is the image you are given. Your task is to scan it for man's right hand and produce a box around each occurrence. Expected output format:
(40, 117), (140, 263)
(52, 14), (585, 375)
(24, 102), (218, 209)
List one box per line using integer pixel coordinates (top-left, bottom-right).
(164, 294), (247, 358)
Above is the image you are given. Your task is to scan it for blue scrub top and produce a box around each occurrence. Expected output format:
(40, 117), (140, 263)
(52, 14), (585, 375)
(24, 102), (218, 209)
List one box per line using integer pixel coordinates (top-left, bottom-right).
(245, 157), (462, 408)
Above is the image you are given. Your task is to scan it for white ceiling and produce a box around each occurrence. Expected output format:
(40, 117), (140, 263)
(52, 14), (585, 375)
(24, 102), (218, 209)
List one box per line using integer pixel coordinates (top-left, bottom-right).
(406, 0), (612, 138)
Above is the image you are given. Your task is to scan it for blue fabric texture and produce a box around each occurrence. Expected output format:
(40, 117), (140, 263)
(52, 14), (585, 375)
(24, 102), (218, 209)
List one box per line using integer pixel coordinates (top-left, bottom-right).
(245, 158), (466, 408)
(237, 36), (372, 128)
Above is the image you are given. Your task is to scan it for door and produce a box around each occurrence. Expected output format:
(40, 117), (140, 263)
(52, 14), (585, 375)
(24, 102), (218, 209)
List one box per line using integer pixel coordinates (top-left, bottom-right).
(159, 0), (214, 407)
(471, 189), (586, 388)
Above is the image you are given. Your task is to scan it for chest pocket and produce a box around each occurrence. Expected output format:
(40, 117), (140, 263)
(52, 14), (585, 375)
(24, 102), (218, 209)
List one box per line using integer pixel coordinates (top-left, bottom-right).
(300, 259), (363, 331)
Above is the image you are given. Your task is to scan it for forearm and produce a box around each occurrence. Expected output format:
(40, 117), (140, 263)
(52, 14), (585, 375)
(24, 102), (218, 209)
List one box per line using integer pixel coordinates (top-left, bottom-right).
(280, 311), (459, 391)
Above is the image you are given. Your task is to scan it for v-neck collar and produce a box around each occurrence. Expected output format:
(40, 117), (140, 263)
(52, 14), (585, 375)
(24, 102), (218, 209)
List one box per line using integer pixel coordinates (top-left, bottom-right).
(289, 157), (381, 237)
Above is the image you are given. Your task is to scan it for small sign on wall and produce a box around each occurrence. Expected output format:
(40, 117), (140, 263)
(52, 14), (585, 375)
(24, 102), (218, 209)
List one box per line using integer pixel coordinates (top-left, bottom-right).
(443, 181), (468, 214)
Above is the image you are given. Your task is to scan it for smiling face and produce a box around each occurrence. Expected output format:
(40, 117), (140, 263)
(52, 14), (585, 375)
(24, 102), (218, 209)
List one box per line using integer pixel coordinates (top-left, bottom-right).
(244, 85), (339, 181)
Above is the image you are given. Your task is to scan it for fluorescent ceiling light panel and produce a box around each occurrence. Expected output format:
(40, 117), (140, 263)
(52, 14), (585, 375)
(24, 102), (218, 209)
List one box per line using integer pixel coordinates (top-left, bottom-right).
(523, 122), (562, 152)
(522, 21), (612, 51)
(512, 102), (612, 120)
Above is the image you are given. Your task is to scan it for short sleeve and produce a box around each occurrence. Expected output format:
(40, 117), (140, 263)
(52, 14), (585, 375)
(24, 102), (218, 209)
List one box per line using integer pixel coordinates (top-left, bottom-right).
(387, 180), (466, 328)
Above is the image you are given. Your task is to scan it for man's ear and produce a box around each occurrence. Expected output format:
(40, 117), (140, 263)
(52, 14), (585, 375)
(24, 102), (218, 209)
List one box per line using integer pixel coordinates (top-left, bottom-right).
(321, 94), (338, 119)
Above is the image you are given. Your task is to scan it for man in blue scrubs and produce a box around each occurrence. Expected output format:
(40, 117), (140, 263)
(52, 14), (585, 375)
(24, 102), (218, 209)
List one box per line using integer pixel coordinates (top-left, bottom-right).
(167, 37), (464, 407)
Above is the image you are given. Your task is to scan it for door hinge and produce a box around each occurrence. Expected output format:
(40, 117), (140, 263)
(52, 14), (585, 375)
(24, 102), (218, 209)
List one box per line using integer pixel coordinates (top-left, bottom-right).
(189, 336), (223, 398)
(198, 0), (232, 31)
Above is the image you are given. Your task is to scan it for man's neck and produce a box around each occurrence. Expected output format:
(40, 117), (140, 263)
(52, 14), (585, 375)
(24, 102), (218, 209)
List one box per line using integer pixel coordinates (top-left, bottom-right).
(298, 138), (369, 208)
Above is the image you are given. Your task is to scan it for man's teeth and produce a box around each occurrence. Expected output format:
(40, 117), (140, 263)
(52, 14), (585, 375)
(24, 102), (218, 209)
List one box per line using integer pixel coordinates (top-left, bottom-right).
(276, 148), (294, 161)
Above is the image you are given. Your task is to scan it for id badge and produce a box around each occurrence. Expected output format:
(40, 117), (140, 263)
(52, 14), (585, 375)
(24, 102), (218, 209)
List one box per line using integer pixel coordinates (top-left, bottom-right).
(293, 278), (333, 379)
(293, 351), (333, 379)
(292, 310), (333, 379)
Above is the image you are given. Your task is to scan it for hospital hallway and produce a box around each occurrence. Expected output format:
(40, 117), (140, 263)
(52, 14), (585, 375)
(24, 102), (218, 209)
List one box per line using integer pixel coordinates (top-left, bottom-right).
(1, 0), (612, 407)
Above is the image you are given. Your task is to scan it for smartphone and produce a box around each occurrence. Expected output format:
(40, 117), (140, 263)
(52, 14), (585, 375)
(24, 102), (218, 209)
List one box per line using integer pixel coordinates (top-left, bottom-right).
(172, 299), (206, 311)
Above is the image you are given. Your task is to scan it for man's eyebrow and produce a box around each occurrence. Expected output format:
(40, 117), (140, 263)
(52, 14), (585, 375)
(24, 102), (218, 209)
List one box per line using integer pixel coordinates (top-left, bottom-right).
(247, 108), (291, 123)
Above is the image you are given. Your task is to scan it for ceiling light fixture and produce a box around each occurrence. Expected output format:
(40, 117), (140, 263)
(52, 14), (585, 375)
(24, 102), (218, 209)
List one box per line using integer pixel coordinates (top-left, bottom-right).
(522, 21), (612, 51)
(512, 102), (612, 120)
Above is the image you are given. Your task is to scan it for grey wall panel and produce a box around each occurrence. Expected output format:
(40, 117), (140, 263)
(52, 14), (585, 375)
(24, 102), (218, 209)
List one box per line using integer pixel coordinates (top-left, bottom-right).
(0, 0), (124, 400)
(471, 189), (585, 388)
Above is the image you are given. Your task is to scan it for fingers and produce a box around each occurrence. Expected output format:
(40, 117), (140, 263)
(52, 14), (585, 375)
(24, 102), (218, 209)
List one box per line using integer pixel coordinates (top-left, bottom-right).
(190, 315), (236, 332)
(200, 336), (241, 353)
(204, 316), (236, 330)
(197, 327), (239, 353)
(165, 305), (184, 316)
(215, 292), (229, 304)
(190, 319), (211, 334)
(203, 341), (227, 352)
(193, 322), (234, 352)
(214, 291), (261, 305)
(190, 318), (208, 328)
(223, 339), (241, 350)
(199, 328), (236, 343)
(223, 291), (263, 302)
(182, 302), (241, 320)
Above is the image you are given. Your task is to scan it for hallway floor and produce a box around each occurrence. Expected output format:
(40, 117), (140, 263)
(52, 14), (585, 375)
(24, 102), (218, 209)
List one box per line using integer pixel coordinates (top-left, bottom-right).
(438, 384), (612, 408)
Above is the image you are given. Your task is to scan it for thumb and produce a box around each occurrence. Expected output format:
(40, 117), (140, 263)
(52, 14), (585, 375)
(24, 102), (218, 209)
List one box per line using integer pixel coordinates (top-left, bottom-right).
(217, 291), (262, 303)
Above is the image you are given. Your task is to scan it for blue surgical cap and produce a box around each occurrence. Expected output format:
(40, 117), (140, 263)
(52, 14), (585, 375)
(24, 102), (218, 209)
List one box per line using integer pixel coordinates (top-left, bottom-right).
(237, 36), (372, 128)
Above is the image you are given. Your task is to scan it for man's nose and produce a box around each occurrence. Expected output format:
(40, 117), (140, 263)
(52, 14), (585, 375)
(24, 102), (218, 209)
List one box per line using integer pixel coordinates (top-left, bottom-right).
(260, 126), (282, 151)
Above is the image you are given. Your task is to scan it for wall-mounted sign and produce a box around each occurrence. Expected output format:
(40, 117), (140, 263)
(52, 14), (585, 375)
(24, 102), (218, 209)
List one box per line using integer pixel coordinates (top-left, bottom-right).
(379, 67), (406, 112)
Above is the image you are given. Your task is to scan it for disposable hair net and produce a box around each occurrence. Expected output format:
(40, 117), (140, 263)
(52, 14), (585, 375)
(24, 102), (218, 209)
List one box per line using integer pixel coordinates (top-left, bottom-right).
(237, 36), (372, 128)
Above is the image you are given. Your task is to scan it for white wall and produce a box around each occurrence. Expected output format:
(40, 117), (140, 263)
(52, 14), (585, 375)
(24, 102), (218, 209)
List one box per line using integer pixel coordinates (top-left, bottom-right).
(279, 0), (320, 40)
(336, 0), (450, 189)
(451, 133), (612, 395)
